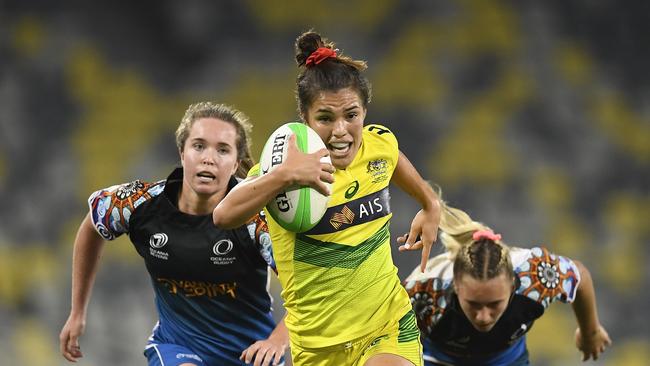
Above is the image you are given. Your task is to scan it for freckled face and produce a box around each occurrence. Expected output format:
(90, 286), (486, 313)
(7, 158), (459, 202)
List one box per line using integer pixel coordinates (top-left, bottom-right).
(455, 273), (513, 332)
(303, 87), (366, 170)
(180, 118), (239, 199)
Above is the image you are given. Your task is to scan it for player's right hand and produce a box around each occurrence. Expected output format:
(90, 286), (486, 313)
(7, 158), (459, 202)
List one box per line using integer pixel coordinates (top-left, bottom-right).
(59, 314), (86, 362)
(575, 324), (612, 361)
(281, 134), (335, 196)
(240, 337), (286, 366)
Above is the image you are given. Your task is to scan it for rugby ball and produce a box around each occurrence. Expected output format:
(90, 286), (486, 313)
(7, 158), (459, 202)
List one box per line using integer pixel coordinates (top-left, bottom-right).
(259, 122), (331, 232)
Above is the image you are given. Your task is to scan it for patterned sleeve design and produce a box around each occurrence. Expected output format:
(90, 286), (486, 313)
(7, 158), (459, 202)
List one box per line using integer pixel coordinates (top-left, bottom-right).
(88, 179), (165, 240)
(245, 210), (277, 274)
(404, 277), (451, 336)
(514, 246), (581, 308)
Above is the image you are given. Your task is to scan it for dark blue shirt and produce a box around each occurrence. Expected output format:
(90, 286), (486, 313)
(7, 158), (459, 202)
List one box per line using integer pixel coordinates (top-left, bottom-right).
(404, 247), (580, 366)
(89, 168), (278, 365)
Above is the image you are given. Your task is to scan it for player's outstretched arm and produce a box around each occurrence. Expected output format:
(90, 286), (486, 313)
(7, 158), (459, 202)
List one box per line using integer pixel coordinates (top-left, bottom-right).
(240, 315), (289, 366)
(391, 151), (441, 272)
(214, 134), (334, 229)
(59, 213), (106, 362)
(571, 260), (612, 361)
(213, 174), (289, 229)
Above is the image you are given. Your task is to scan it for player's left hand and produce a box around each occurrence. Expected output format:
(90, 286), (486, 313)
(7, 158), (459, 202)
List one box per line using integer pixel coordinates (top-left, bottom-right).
(397, 202), (440, 272)
(240, 336), (286, 366)
(575, 324), (612, 361)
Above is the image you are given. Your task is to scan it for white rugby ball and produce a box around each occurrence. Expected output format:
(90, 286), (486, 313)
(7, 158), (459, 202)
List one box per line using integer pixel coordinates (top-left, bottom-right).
(259, 122), (331, 233)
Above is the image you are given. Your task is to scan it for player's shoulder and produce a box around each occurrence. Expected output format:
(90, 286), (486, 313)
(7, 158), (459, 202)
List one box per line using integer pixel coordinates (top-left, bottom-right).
(88, 178), (166, 240)
(363, 124), (397, 144)
(511, 246), (575, 274)
(362, 123), (399, 167)
(404, 253), (455, 300)
(512, 246), (581, 307)
(405, 252), (454, 284)
(90, 178), (166, 205)
(404, 253), (455, 331)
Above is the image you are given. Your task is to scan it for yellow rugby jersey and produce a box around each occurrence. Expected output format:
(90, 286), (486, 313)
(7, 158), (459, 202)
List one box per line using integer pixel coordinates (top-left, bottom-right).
(250, 124), (412, 348)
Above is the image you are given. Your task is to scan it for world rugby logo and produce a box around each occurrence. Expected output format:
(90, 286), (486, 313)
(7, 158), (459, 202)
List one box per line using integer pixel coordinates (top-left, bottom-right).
(149, 233), (168, 248)
(213, 239), (233, 256)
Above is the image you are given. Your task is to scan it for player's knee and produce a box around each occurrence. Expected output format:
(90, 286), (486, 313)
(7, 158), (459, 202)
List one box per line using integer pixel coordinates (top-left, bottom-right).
(364, 353), (415, 366)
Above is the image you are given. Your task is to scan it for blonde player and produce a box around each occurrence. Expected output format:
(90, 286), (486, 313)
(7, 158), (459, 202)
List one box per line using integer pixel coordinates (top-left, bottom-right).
(403, 205), (611, 365)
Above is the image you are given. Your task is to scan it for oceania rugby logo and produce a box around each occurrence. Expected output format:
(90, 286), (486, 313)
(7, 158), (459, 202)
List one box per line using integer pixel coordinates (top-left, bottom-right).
(149, 233), (168, 248)
(213, 239), (234, 256)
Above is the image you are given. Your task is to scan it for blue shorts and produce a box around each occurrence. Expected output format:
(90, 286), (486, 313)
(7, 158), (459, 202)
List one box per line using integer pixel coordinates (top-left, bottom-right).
(423, 337), (529, 366)
(145, 343), (205, 366)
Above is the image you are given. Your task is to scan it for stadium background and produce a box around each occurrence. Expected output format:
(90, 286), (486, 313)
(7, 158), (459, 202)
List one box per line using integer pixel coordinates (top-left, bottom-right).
(1, 0), (648, 365)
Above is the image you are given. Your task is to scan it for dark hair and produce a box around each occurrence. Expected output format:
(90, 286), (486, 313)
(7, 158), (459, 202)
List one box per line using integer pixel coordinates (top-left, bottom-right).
(176, 102), (254, 179)
(294, 31), (372, 116)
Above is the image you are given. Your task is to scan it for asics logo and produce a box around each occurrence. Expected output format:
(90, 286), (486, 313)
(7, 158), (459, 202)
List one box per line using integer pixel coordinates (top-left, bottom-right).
(345, 180), (359, 199)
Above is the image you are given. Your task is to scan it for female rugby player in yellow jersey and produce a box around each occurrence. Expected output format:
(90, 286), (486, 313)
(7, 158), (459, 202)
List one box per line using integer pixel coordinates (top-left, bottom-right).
(213, 31), (441, 366)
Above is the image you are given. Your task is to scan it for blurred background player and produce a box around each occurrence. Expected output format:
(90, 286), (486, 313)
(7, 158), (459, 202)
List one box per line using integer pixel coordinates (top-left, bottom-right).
(213, 31), (441, 366)
(403, 204), (611, 365)
(60, 102), (288, 366)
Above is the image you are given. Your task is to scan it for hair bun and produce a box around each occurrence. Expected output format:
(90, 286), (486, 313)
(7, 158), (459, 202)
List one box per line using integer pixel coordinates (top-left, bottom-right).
(295, 31), (324, 66)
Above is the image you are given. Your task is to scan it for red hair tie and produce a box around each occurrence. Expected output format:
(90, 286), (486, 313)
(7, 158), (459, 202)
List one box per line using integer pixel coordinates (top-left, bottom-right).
(305, 47), (337, 66)
(472, 229), (502, 242)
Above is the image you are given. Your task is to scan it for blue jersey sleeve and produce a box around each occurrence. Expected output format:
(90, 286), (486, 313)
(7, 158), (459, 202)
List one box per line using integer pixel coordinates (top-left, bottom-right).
(87, 179), (165, 240)
(512, 246), (581, 308)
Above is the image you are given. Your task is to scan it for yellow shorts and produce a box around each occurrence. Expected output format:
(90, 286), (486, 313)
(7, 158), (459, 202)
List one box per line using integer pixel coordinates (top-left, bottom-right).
(290, 310), (423, 366)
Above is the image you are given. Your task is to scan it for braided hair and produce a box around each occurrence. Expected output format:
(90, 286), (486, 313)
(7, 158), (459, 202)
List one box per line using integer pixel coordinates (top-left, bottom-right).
(439, 204), (514, 282)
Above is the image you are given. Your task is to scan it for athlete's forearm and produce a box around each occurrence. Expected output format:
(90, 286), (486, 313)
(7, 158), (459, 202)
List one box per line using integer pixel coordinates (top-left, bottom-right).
(269, 314), (290, 346)
(69, 213), (106, 318)
(392, 151), (440, 210)
(571, 260), (602, 336)
(213, 171), (291, 229)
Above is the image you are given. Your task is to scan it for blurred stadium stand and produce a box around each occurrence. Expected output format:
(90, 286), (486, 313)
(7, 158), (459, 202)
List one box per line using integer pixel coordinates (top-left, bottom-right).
(0, 0), (648, 365)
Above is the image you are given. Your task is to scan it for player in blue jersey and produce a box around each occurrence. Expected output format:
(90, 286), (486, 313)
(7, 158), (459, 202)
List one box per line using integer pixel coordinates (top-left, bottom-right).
(59, 102), (288, 366)
(402, 205), (611, 365)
